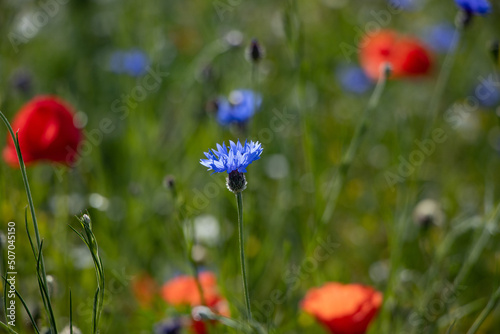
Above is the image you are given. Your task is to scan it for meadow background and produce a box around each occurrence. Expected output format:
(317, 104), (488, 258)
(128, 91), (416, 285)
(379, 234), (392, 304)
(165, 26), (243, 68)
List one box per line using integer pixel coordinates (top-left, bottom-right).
(1, 0), (500, 333)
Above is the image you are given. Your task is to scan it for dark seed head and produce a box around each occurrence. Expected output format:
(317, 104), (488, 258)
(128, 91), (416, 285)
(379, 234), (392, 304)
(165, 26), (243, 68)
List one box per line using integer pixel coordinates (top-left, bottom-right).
(226, 171), (247, 193)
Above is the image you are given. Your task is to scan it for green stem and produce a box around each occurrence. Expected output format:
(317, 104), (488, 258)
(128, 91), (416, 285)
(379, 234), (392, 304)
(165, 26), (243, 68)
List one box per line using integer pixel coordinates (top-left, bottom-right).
(0, 321), (17, 334)
(170, 183), (207, 306)
(188, 226), (207, 306)
(320, 64), (390, 225)
(0, 112), (43, 252)
(0, 111), (56, 333)
(467, 285), (500, 334)
(424, 26), (461, 139)
(236, 192), (252, 321)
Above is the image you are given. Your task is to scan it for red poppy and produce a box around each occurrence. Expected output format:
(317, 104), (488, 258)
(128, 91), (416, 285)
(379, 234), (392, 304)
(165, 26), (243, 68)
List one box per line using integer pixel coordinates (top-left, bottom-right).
(301, 282), (382, 334)
(359, 30), (432, 80)
(161, 272), (229, 334)
(2, 95), (82, 167)
(131, 273), (158, 307)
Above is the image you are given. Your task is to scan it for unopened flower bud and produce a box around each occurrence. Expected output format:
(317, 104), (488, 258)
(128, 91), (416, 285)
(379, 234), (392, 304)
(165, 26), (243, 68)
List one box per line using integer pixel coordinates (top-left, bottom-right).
(456, 9), (473, 29)
(154, 318), (182, 334)
(412, 199), (444, 228)
(163, 175), (175, 190)
(246, 38), (264, 63)
(10, 69), (32, 94)
(490, 40), (499, 64)
(46, 275), (58, 297)
(191, 306), (212, 321)
(60, 325), (82, 334)
(82, 214), (91, 225)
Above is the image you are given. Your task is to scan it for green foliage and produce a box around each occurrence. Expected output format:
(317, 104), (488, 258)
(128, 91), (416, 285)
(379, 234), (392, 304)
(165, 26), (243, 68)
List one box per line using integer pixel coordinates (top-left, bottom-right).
(0, 0), (500, 333)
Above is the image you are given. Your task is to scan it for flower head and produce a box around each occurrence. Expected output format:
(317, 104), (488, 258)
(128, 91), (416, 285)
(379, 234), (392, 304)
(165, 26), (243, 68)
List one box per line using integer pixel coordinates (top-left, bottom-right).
(359, 30), (432, 80)
(455, 0), (491, 15)
(161, 272), (222, 307)
(336, 65), (374, 94)
(109, 49), (150, 77)
(246, 39), (265, 63)
(10, 68), (33, 94)
(154, 319), (182, 334)
(423, 24), (458, 54)
(475, 74), (500, 107)
(388, 0), (420, 11)
(301, 282), (382, 334)
(215, 90), (262, 125)
(161, 272), (229, 334)
(200, 140), (263, 174)
(412, 199), (445, 228)
(132, 273), (158, 307)
(2, 95), (83, 168)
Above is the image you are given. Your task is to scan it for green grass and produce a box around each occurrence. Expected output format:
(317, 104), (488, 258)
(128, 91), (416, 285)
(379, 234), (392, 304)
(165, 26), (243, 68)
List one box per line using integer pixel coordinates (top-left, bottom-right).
(1, 0), (500, 333)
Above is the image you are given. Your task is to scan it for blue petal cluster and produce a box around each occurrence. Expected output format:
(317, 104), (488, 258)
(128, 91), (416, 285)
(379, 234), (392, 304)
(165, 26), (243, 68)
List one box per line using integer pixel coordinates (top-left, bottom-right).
(423, 24), (457, 54)
(110, 49), (150, 77)
(476, 76), (500, 107)
(200, 140), (263, 173)
(154, 318), (182, 334)
(336, 65), (373, 94)
(216, 90), (262, 125)
(455, 0), (491, 14)
(388, 0), (420, 11)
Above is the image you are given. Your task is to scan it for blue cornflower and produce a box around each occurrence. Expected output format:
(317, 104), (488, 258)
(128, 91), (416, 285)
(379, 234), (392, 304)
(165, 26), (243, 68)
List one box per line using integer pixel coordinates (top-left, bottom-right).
(423, 24), (458, 54)
(475, 76), (500, 107)
(388, 0), (420, 11)
(336, 65), (373, 94)
(216, 90), (262, 125)
(109, 49), (150, 77)
(200, 140), (263, 174)
(154, 318), (182, 334)
(455, 0), (491, 14)
(123, 49), (150, 76)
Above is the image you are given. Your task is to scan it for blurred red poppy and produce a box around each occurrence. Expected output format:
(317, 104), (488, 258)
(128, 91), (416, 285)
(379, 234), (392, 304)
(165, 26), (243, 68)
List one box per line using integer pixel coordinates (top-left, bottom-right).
(2, 96), (82, 167)
(301, 282), (382, 334)
(161, 272), (229, 334)
(360, 30), (432, 80)
(132, 273), (158, 307)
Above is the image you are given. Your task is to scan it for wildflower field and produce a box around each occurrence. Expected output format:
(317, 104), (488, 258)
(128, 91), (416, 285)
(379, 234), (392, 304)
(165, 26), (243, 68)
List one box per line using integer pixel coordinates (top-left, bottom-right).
(1, 0), (500, 333)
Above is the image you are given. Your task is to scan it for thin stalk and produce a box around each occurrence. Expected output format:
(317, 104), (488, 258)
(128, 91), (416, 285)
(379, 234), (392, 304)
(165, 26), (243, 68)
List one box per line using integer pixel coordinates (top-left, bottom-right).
(188, 226), (207, 306)
(0, 321), (17, 334)
(170, 183), (206, 306)
(236, 192), (252, 321)
(0, 111), (55, 333)
(320, 64), (391, 225)
(424, 26), (462, 139)
(467, 285), (500, 334)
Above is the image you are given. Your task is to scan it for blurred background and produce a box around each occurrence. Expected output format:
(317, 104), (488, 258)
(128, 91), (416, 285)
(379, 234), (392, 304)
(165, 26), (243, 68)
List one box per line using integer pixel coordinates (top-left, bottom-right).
(1, 0), (500, 333)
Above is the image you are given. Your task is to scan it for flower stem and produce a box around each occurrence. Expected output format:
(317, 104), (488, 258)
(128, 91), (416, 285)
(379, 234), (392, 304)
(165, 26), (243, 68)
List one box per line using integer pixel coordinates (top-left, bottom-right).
(424, 24), (462, 139)
(320, 64), (391, 225)
(236, 192), (252, 321)
(0, 111), (57, 333)
(467, 285), (500, 334)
